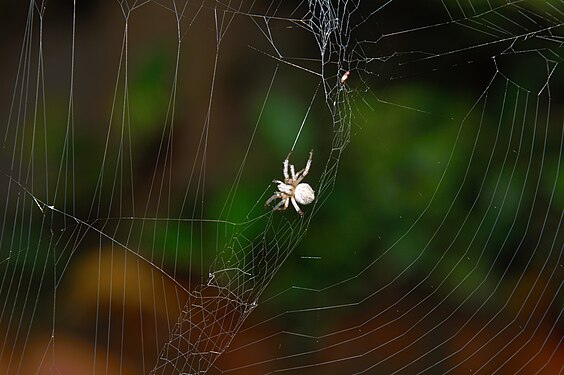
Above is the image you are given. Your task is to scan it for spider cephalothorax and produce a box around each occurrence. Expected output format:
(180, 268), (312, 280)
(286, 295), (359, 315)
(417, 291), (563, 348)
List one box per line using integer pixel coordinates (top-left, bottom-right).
(265, 149), (315, 216)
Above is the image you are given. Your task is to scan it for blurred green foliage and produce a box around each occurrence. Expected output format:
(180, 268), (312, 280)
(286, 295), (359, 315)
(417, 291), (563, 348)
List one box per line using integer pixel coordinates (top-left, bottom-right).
(1, 0), (561, 353)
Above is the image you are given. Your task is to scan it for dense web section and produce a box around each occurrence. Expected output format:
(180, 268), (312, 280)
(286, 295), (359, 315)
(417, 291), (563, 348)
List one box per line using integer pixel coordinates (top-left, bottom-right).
(0, 0), (562, 374)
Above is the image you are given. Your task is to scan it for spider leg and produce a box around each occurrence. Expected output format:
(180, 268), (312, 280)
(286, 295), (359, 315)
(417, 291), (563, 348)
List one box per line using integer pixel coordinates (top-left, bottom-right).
(265, 192), (282, 207)
(283, 151), (292, 180)
(290, 197), (303, 216)
(296, 149), (313, 183)
(272, 197), (288, 211)
(290, 164), (296, 180)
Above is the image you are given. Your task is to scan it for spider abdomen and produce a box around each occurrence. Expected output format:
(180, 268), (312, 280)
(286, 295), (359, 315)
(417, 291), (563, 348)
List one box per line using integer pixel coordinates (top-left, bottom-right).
(294, 183), (315, 205)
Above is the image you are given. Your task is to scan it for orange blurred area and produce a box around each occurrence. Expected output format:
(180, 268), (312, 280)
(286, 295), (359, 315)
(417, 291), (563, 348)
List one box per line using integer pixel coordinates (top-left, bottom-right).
(3, 244), (560, 374)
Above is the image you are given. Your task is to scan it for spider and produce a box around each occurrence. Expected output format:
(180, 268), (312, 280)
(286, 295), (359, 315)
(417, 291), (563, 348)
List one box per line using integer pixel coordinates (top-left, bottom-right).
(265, 149), (315, 216)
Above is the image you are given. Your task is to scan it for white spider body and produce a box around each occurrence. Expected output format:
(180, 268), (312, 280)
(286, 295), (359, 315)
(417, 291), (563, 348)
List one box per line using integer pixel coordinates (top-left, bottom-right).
(275, 181), (294, 196)
(294, 183), (315, 205)
(265, 150), (315, 216)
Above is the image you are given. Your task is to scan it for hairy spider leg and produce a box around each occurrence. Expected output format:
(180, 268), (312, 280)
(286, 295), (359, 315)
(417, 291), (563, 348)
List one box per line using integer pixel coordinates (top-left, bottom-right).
(283, 157), (290, 180)
(290, 197), (303, 216)
(273, 197), (289, 211)
(296, 149), (313, 183)
(265, 192), (283, 207)
(290, 164), (297, 180)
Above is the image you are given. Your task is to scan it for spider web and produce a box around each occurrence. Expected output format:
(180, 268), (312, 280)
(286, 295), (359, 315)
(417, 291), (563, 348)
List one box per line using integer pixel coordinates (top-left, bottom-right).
(0, 0), (562, 374)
